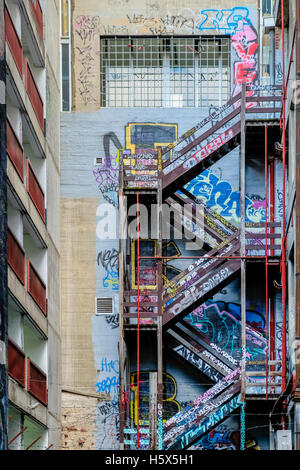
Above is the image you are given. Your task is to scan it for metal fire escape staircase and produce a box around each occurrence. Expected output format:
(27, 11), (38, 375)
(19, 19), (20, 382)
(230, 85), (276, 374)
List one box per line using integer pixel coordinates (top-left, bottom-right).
(119, 85), (283, 450)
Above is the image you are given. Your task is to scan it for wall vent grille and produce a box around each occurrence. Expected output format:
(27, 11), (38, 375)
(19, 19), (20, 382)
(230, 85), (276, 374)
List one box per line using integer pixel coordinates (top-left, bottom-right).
(95, 297), (113, 315)
(94, 157), (104, 166)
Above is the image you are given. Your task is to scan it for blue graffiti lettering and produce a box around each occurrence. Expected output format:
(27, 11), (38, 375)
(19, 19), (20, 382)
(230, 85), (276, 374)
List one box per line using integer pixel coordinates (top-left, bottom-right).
(199, 7), (250, 34)
(95, 376), (120, 395)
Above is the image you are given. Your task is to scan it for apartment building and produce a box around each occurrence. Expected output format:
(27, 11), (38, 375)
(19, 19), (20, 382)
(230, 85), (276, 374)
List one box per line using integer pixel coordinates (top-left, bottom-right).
(0, 0), (61, 450)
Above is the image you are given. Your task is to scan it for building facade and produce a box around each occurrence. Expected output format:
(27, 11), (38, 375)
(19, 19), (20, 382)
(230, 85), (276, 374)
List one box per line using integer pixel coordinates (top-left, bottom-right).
(0, 0), (61, 450)
(58, 0), (300, 451)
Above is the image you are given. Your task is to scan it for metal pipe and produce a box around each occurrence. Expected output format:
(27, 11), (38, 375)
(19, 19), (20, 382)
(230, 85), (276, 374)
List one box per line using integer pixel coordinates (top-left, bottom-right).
(138, 255), (277, 260)
(265, 125), (269, 399)
(136, 192), (140, 449)
(270, 160), (275, 256)
(25, 435), (42, 450)
(281, 0), (287, 409)
(8, 427), (28, 446)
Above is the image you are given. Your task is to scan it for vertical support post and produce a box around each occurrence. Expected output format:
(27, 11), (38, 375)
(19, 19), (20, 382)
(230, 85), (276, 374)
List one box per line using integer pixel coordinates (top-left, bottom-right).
(136, 192), (140, 450)
(265, 125), (269, 400)
(157, 148), (163, 450)
(294, 6), (300, 448)
(240, 82), (246, 450)
(149, 371), (158, 450)
(118, 151), (125, 450)
(280, 0), (287, 403)
(0, 0), (8, 451)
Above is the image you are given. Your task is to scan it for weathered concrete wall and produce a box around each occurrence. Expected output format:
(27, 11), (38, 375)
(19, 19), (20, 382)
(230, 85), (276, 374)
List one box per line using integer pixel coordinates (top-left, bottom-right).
(61, 198), (99, 393)
(61, 391), (99, 450)
(71, 0), (258, 111)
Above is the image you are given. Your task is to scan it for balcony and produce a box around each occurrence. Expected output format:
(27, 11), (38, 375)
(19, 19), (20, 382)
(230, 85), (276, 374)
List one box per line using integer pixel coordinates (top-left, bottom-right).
(5, 6), (23, 78)
(29, 0), (43, 40)
(7, 227), (26, 285)
(25, 58), (44, 132)
(27, 358), (47, 405)
(27, 260), (47, 315)
(8, 338), (26, 387)
(7, 119), (24, 182)
(26, 159), (45, 222)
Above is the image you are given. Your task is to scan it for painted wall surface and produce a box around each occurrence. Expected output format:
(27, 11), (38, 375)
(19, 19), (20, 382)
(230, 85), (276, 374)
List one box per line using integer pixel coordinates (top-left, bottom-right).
(61, 0), (284, 450)
(71, 0), (258, 111)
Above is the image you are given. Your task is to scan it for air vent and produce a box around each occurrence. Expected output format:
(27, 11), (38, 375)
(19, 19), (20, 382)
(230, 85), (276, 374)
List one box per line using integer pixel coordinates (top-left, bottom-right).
(95, 297), (114, 315)
(94, 157), (104, 166)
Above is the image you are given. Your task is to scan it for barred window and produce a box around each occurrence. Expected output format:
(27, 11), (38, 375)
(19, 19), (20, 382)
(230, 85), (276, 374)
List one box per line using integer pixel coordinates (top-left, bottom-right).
(100, 37), (231, 108)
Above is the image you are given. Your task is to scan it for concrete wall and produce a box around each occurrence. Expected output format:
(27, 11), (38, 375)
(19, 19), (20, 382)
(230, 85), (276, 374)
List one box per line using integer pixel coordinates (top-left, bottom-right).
(71, 0), (258, 111)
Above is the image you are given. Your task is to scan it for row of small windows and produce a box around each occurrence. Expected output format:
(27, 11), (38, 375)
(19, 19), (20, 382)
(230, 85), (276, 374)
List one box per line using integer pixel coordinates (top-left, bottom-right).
(100, 37), (231, 108)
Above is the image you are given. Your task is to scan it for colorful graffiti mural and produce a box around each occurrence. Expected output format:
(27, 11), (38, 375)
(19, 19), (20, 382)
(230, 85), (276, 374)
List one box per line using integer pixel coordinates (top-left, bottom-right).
(192, 425), (260, 450)
(185, 300), (267, 363)
(97, 248), (119, 290)
(184, 169), (266, 223)
(232, 20), (258, 107)
(130, 371), (180, 427)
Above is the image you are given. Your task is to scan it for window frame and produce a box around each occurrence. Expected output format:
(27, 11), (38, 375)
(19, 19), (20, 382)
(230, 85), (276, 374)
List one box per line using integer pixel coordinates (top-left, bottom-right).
(100, 35), (231, 109)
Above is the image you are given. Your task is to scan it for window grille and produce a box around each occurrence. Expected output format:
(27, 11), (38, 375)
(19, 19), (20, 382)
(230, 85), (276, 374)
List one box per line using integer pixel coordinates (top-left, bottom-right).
(100, 37), (231, 108)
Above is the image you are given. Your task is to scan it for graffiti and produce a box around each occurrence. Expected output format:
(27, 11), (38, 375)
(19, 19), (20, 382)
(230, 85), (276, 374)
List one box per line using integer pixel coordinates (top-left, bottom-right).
(121, 390), (129, 408)
(276, 63), (283, 80)
(97, 248), (119, 290)
(93, 163), (119, 208)
(97, 399), (119, 449)
(130, 372), (180, 427)
(95, 376), (120, 395)
(183, 128), (234, 170)
(173, 344), (224, 382)
(98, 400), (118, 417)
(193, 427), (260, 450)
(165, 368), (240, 434)
(185, 169), (266, 223)
(125, 8), (252, 36)
(164, 387), (241, 448)
(101, 357), (119, 374)
(105, 315), (119, 329)
(168, 266), (233, 317)
(231, 20), (258, 107)
(75, 15), (100, 44)
(185, 300), (267, 373)
(126, 12), (197, 35)
(158, 403), (163, 450)
(74, 16), (100, 105)
(173, 394), (243, 450)
(209, 105), (231, 130)
(126, 123), (177, 155)
(277, 189), (284, 217)
(199, 8), (249, 34)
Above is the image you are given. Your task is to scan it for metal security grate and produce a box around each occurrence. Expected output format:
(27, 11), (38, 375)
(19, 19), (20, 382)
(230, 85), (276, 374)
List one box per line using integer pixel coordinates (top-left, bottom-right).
(100, 37), (231, 108)
(95, 297), (114, 315)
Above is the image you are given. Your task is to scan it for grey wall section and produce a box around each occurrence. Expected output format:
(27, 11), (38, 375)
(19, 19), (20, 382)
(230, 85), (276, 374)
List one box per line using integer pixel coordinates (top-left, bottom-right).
(0, 0), (7, 450)
(61, 101), (283, 449)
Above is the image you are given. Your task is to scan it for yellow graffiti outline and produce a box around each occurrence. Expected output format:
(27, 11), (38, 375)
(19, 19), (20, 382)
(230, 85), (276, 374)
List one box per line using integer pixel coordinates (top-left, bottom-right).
(130, 371), (180, 426)
(125, 122), (178, 157)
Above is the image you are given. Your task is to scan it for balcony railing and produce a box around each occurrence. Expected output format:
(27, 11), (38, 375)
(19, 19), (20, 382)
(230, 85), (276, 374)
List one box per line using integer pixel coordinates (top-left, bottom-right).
(7, 227), (26, 285)
(7, 119), (24, 182)
(26, 159), (45, 222)
(5, 6), (23, 77)
(25, 58), (44, 132)
(27, 358), (47, 405)
(27, 260), (47, 315)
(8, 338), (26, 387)
(29, 0), (43, 39)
